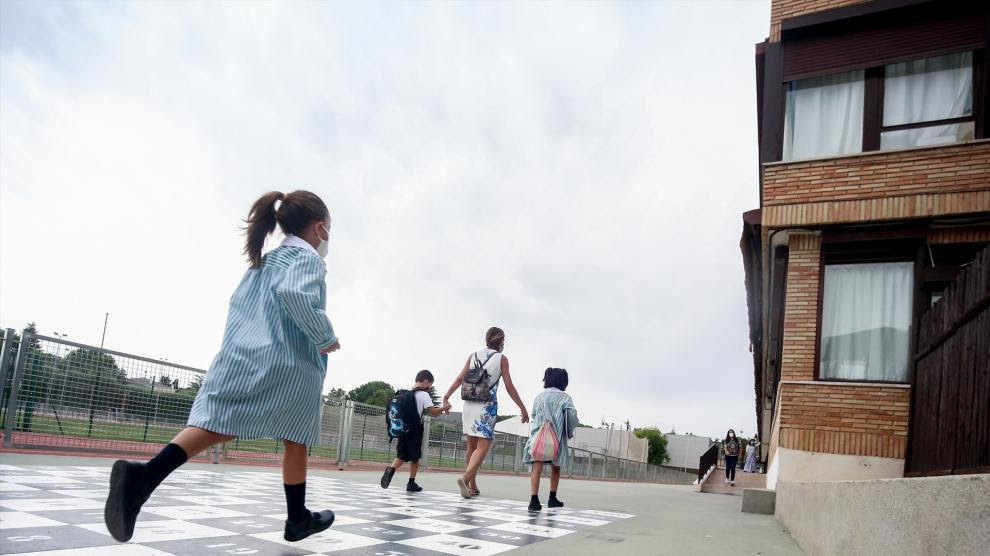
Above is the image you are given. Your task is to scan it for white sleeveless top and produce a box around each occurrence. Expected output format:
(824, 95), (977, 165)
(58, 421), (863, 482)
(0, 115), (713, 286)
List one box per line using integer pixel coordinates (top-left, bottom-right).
(472, 348), (503, 385)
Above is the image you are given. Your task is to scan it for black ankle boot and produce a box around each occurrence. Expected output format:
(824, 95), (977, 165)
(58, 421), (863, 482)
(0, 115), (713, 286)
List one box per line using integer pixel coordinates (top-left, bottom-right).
(284, 509), (335, 542)
(528, 496), (542, 512)
(104, 460), (154, 542)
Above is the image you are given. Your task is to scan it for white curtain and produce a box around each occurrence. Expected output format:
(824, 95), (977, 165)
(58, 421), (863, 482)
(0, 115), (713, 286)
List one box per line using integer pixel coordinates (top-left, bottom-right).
(883, 51), (972, 127)
(880, 121), (974, 150)
(820, 262), (913, 382)
(881, 51), (973, 150)
(783, 70), (864, 161)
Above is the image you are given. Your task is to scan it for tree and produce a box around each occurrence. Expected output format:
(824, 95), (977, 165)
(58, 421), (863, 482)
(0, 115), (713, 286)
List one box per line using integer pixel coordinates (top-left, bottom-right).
(634, 427), (671, 466)
(346, 381), (394, 407)
(327, 387), (347, 400)
(427, 386), (440, 406)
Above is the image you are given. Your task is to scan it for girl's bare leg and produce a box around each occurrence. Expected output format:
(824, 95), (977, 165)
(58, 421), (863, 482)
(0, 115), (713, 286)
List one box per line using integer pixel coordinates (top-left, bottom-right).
(171, 426), (235, 458)
(550, 464), (561, 492)
(530, 462), (544, 495)
(282, 439), (308, 485)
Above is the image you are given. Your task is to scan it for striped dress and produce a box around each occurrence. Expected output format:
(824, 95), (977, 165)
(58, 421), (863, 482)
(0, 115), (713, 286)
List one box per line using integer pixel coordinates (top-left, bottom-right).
(523, 388), (578, 467)
(187, 236), (337, 445)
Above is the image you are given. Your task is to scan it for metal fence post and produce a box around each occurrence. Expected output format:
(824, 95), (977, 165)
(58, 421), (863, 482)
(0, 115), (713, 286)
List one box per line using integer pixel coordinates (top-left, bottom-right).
(337, 400), (353, 469)
(420, 415), (431, 470)
(3, 329), (32, 448)
(0, 328), (16, 417)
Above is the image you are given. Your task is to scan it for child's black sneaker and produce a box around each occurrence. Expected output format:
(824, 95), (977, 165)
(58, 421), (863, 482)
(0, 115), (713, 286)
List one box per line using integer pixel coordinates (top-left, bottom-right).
(548, 497), (564, 508)
(406, 479), (423, 492)
(284, 509), (334, 542)
(380, 467), (395, 489)
(104, 460), (153, 542)
(528, 499), (542, 512)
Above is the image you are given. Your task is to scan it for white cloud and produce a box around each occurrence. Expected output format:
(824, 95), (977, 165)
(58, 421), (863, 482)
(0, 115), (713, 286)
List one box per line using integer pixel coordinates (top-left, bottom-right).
(1, 0), (769, 439)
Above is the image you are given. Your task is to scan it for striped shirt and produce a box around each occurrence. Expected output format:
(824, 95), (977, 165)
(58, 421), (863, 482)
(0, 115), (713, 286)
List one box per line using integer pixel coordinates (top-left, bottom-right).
(187, 238), (336, 445)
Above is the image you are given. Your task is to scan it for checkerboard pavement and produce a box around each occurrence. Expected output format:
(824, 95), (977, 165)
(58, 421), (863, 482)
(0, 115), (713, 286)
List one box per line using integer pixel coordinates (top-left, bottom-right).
(0, 463), (634, 555)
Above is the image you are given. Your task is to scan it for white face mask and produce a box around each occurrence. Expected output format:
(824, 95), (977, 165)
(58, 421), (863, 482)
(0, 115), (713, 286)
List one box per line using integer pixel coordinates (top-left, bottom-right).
(316, 223), (330, 258)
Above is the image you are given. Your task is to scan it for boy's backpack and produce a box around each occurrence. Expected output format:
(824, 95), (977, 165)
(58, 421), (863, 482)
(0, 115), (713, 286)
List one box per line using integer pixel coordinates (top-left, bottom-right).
(461, 350), (499, 402)
(386, 387), (426, 443)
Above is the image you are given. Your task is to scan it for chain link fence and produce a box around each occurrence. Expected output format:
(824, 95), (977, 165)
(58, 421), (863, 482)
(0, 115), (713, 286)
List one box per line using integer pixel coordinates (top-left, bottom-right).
(0, 328), (694, 484)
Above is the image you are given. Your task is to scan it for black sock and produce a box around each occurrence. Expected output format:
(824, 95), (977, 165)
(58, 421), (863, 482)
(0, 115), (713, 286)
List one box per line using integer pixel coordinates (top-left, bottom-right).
(549, 490), (558, 500)
(145, 443), (187, 489)
(408, 478), (416, 483)
(284, 482), (309, 523)
(530, 495), (539, 503)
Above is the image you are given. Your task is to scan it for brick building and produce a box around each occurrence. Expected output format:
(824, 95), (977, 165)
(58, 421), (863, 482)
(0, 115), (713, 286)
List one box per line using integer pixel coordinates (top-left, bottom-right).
(740, 0), (990, 488)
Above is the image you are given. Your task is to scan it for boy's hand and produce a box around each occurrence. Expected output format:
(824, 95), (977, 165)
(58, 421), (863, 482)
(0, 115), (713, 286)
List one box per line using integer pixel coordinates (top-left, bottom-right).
(321, 340), (341, 354)
(441, 401), (452, 413)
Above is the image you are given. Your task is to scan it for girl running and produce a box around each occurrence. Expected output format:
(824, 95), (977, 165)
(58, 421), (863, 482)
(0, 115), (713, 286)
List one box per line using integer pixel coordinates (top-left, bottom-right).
(104, 190), (340, 543)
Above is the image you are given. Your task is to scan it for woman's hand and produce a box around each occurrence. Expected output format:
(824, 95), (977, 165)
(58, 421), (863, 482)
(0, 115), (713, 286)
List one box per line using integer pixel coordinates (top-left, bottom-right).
(519, 408), (530, 423)
(321, 340), (341, 354)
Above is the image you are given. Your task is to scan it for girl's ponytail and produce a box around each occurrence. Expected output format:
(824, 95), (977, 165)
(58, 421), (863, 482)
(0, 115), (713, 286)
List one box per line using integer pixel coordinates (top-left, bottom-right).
(244, 191), (285, 268)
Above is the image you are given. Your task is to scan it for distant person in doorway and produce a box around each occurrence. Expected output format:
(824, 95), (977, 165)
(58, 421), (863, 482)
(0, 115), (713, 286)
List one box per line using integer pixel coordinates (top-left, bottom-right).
(723, 429), (740, 486)
(104, 191), (341, 544)
(524, 368), (578, 512)
(744, 437), (759, 473)
(380, 370), (451, 492)
(442, 327), (530, 499)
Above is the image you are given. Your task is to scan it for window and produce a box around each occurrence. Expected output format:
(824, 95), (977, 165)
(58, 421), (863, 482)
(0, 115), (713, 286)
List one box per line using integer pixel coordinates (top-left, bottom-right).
(880, 52), (974, 150)
(783, 70), (864, 161)
(819, 262), (914, 382)
(777, 51), (978, 161)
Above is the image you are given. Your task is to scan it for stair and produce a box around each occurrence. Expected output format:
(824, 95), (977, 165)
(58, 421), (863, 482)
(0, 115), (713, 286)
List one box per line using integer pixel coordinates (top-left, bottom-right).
(701, 466), (765, 495)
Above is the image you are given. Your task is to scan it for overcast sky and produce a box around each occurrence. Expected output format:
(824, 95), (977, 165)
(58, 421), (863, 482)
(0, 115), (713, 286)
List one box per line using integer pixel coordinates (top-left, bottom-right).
(1, 1), (769, 440)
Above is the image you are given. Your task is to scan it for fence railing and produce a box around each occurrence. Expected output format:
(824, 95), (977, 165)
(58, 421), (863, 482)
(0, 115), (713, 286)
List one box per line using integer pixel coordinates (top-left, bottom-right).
(0, 328), (695, 485)
(697, 443), (719, 484)
(907, 245), (990, 477)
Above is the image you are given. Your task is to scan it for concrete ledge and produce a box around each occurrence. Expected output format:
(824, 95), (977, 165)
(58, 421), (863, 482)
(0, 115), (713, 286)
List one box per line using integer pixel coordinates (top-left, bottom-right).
(741, 488), (775, 514)
(776, 473), (990, 555)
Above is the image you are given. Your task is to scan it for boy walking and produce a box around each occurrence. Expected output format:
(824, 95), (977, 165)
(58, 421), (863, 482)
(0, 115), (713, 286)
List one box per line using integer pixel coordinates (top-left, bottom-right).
(381, 370), (450, 492)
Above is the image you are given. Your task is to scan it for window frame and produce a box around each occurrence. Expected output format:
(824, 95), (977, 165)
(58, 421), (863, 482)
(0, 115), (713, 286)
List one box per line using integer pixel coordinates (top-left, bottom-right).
(862, 49), (978, 153)
(814, 240), (921, 385)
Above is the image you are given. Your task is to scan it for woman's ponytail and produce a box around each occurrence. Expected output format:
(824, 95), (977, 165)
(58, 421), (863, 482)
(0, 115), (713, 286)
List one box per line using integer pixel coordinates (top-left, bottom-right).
(244, 191), (285, 268)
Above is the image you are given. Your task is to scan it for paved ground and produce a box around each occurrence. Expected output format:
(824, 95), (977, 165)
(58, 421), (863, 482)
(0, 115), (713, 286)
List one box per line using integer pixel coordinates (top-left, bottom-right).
(0, 453), (802, 555)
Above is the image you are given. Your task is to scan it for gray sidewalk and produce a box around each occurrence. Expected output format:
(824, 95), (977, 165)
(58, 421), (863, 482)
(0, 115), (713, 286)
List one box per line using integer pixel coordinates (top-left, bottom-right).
(0, 452), (802, 555)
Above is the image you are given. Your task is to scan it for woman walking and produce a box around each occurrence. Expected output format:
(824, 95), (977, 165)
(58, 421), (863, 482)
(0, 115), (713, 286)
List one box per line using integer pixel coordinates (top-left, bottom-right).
(744, 437), (759, 473)
(524, 368), (578, 512)
(104, 191), (340, 543)
(723, 429), (740, 486)
(442, 327), (529, 499)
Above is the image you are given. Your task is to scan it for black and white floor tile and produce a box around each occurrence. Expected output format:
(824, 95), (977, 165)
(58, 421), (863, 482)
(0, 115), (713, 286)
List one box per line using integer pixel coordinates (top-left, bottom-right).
(0, 463), (634, 555)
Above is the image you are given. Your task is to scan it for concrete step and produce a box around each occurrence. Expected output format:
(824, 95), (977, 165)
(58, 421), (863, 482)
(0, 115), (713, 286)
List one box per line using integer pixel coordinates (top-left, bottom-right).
(700, 468), (765, 495)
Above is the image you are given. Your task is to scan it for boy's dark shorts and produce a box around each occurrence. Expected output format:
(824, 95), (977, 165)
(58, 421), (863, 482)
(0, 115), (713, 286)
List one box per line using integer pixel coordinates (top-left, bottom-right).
(396, 425), (424, 462)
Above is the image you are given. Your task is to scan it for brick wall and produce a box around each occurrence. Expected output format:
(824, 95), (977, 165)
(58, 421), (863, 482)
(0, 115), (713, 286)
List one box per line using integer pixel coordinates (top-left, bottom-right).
(761, 142), (990, 227)
(763, 190), (990, 227)
(780, 234), (821, 382)
(778, 382), (910, 458)
(763, 142), (990, 206)
(769, 0), (870, 41)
